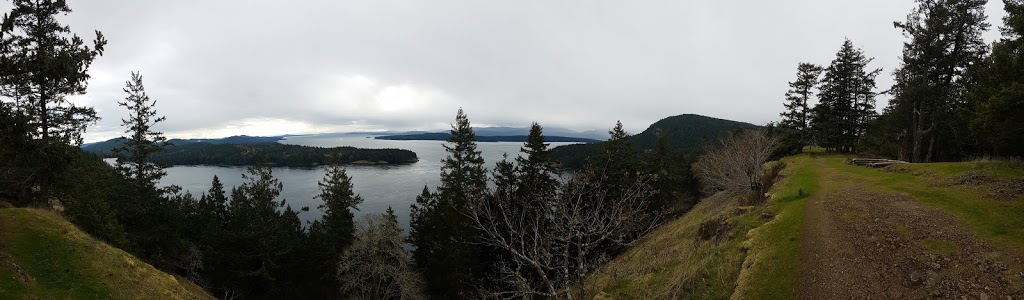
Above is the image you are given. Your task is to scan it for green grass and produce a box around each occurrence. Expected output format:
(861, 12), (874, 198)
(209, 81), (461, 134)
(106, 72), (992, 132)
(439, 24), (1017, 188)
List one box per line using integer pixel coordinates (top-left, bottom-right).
(919, 238), (959, 255)
(589, 153), (1024, 299)
(732, 154), (820, 300)
(0, 207), (213, 300)
(830, 158), (1024, 254)
(588, 190), (764, 299)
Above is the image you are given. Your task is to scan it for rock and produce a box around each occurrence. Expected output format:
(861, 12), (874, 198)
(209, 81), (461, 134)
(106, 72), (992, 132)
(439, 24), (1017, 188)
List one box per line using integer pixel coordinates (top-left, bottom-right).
(926, 270), (941, 288)
(910, 271), (921, 284)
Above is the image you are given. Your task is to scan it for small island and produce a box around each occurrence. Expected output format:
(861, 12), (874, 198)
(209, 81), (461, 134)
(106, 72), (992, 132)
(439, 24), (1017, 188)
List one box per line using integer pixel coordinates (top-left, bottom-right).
(149, 143), (419, 167)
(84, 139), (418, 167)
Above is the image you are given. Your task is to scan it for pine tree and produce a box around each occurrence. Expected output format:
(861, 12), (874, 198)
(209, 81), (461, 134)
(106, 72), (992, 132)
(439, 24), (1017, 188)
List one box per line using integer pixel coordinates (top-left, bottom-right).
(0, 0), (106, 203)
(811, 39), (881, 153)
(0, 0), (106, 144)
(514, 122), (559, 205)
(593, 121), (641, 196)
(409, 108), (487, 297)
(890, 0), (990, 162)
(307, 154), (363, 298)
(780, 63), (823, 140)
(224, 161), (306, 297)
(969, 0), (1024, 157)
(113, 72), (169, 189)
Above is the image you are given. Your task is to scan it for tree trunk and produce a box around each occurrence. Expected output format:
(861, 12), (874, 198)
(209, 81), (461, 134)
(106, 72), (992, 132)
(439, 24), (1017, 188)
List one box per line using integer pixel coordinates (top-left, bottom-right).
(912, 101), (924, 163)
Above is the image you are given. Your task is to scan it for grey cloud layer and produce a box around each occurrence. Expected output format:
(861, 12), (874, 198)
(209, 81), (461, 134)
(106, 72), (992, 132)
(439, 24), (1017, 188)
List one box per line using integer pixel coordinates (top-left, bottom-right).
(8, 0), (1005, 142)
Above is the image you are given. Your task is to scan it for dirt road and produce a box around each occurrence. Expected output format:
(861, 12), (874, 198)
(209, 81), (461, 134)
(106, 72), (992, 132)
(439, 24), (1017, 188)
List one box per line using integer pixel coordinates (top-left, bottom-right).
(797, 162), (1024, 299)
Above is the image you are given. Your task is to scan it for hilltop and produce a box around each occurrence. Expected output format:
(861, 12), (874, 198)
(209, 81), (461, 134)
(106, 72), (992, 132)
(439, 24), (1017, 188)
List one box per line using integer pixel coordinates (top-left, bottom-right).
(588, 153), (1024, 299)
(551, 114), (758, 169)
(0, 204), (213, 299)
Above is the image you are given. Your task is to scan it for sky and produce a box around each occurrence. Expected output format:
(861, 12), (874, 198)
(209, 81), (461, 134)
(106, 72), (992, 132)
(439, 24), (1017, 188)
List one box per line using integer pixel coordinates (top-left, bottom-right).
(3, 0), (1010, 143)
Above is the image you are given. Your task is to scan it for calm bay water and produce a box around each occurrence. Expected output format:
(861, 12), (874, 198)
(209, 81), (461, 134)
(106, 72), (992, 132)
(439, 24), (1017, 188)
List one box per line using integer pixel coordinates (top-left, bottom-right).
(158, 134), (578, 230)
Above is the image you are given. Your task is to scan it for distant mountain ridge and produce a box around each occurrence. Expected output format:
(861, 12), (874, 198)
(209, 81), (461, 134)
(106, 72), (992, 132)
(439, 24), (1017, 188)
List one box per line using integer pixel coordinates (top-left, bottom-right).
(551, 114), (758, 169)
(371, 125), (606, 143)
(375, 133), (599, 143)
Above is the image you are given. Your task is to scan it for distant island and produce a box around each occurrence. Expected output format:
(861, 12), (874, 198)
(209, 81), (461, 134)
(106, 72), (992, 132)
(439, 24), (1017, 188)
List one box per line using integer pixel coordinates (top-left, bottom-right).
(82, 135), (286, 155)
(376, 133), (600, 143)
(83, 136), (418, 167)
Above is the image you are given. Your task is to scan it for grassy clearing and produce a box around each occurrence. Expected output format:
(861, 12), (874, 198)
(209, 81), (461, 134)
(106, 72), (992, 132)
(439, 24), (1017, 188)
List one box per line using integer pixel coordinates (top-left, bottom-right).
(0, 207), (213, 300)
(731, 154), (820, 300)
(831, 158), (1024, 254)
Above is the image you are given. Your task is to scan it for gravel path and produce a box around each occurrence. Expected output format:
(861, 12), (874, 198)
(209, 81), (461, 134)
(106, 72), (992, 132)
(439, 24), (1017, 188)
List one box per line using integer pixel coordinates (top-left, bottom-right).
(798, 185), (1024, 299)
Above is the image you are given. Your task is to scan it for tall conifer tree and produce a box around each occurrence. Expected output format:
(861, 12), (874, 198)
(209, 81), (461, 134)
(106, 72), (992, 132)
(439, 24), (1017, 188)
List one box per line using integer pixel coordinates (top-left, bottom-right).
(409, 108), (487, 297)
(307, 154), (363, 298)
(811, 39), (880, 153)
(0, 0), (106, 202)
(113, 72), (169, 189)
(0, 0), (106, 144)
(514, 122), (560, 205)
(890, 0), (990, 161)
(969, 0), (1024, 157)
(780, 63), (823, 140)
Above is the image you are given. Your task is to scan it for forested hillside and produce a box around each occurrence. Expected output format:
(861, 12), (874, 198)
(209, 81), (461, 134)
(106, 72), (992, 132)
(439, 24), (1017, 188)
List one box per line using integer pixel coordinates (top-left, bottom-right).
(149, 142), (418, 166)
(551, 114), (757, 170)
(82, 135), (284, 156)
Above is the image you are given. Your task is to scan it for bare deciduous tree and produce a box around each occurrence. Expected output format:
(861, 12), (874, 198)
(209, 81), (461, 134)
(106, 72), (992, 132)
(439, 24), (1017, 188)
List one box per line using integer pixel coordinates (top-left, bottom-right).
(691, 129), (781, 203)
(337, 212), (425, 300)
(465, 167), (660, 299)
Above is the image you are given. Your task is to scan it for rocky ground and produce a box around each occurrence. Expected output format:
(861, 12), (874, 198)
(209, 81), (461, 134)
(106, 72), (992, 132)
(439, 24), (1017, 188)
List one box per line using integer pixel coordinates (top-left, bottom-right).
(799, 186), (1024, 299)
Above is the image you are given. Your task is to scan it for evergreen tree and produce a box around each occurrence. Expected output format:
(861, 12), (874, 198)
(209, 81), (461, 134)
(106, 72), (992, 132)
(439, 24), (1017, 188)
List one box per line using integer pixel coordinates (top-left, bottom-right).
(890, 0), (990, 162)
(810, 39), (881, 153)
(0, 0), (106, 203)
(0, 0), (106, 144)
(969, 0), (1024, 157)
(593, 121), (641, 198)
(492, 154), (517, 201)
(780, 63), (823, 141)
(113, 72), (169, 189)
(307, 154), (363, 298)
(409, 108), (487, 297)
(514, 122), (560, 205)
(224, 161), (306, 298)
(190, 175), (230, 292)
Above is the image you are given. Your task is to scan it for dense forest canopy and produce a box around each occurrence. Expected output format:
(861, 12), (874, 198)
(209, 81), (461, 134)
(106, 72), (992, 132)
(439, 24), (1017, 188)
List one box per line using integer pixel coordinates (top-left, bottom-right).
(551, 114), (758, 170)
(82, 136), (419, 166)
(149, 142), (419, 167)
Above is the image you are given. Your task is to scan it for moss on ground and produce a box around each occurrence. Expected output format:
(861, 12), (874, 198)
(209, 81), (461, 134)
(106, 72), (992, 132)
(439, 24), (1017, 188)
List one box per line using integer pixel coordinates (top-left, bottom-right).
(731, 154), (820, 300)
(0, 207), (213, 300)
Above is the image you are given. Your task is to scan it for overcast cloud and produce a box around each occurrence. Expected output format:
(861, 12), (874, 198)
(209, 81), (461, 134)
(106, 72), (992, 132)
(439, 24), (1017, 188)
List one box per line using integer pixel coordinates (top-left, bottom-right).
(3, 0), (1008, 142)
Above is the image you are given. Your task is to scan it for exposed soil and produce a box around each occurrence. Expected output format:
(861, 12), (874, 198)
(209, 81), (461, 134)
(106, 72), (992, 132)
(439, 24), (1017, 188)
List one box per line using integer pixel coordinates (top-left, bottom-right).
(948, 171), (1024, 201)
(799, 186), (1024, 299)
(0, 242), (33, 284)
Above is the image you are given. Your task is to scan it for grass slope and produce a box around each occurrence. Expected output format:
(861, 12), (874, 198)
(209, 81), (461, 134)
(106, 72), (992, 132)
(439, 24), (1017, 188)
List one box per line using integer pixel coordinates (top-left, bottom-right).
(590, 152), (1024, 299)
(589, 192), (763, 299)
(0, 206), (213, 300)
